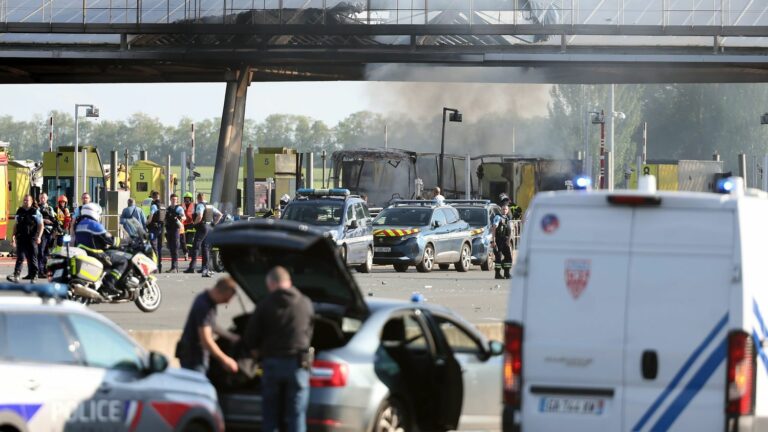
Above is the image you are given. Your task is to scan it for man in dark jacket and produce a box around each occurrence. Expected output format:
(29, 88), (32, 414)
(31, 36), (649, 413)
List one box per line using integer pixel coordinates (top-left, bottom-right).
(246, 266), (314, 432)
(7, 195), (43, 282)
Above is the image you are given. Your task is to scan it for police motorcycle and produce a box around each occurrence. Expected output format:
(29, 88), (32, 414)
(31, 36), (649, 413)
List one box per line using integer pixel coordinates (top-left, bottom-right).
(45, 219), (163, 313)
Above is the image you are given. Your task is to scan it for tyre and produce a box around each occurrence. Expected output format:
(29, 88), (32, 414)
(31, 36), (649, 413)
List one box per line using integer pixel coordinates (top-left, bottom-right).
(373, 397), (410, 432)
(357, 247), (373, 273)
(393, 263), (409, 273)
(135, 278), (162, 313)
(480, 251), (494, 271)
(455, 243), (471, 272)
(416, 244), (435, 273)
(181, 421), (210, 432)
(210, 248), (225, 272)
(438, 264), (450, 270)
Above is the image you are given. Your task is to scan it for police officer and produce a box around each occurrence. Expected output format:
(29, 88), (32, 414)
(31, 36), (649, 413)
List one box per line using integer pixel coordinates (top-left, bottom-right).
(184, 192), (222, 277)
(37, 193), (58, 276)
(492, 203), (513, 280)
(164, 193), (186, 273)
(7, 195), (43, 282)
(181, 192), (195, 258)
(70, 192), (91, 235)
(245, 266), (314, 432)
(75, 203), (124, 296)
(147, 191), (166, 272)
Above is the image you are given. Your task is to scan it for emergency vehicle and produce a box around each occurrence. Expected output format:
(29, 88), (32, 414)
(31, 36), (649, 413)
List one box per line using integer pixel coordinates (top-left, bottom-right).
(504, 176), (768, 432)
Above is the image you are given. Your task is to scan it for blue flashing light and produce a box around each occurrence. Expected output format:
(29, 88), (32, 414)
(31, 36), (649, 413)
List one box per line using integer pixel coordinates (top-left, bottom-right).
(411, 292), (425, 303)
(717, 178), (735, 193)
(0, 283), (68, 299)
(296, 188), (350, 198)
(574, 176), (592, 190)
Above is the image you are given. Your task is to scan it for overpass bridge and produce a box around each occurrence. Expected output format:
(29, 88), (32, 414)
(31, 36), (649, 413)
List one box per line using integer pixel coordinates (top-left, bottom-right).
(3, 0), (768, 210)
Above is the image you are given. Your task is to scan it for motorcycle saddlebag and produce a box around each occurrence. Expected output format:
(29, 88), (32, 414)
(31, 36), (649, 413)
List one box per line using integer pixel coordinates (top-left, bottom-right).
(70, 255), (104, 282)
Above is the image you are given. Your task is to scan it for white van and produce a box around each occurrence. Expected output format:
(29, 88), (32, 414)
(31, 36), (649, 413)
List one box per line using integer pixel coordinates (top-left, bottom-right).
(503, 177), (768, 432)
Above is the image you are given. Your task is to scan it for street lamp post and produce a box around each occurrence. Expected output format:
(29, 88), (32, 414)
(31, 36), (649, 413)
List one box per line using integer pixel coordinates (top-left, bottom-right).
(439, 107), (462, 192)
(74, 104), (99, 205)
(591, 111), (606, 189)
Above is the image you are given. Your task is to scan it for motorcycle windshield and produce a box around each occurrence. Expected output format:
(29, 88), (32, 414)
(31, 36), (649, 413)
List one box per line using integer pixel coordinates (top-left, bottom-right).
(122, 218), (147, 240)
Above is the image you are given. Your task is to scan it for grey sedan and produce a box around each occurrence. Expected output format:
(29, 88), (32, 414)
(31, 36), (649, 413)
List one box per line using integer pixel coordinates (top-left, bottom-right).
(209, 219), (503, 431)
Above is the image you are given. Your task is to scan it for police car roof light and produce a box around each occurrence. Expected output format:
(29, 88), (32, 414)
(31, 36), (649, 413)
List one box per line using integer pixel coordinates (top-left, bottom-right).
(0, 282), (68, 299)
(573, 176), (592, 190)
(296, 188), (350, 198)
(411, 292), (425, 303)
(717, 177), (745, 196)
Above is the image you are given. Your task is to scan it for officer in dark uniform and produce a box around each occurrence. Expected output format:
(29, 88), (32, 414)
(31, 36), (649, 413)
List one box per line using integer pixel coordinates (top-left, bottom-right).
(184, 192), (222, 277)
(8, 195), (43, 282)
(492, 203), (513, 280)
(147, 190), (166, 272)
(37, 193), (58, 277)
(164, 193), (186, 273)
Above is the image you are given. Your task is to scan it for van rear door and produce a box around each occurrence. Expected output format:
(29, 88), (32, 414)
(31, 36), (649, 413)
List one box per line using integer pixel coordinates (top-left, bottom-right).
(624, 208), (733, 431)
(522, 203), (632, 431)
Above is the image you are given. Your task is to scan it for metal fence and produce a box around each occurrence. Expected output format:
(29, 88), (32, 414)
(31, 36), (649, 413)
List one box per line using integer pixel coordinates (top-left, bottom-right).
(2, 0), (767, 27)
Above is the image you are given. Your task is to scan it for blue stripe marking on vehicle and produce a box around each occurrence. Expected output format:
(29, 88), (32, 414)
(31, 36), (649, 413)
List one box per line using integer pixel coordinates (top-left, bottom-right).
(752, 329), (768, 372)
(0, 403), (42, 422)
(752, 299), (768, 338)
(650, 338), (727, 431)
(632, 313), (728, 431)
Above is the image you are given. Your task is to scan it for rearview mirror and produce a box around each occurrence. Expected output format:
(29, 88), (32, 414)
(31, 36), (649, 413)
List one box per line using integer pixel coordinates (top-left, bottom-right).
(62, 234), (71, 244)
(433, 220), (442, 228)
(146, 351), (169, 374)
(347, 220), (358, 230)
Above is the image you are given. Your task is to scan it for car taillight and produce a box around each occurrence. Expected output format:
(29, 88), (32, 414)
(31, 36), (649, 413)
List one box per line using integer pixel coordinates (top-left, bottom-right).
(606, 195), (662, 206)
(727, 331), (755, 416)
(504, 322), (523, 408)
(310, 360), (348, 388)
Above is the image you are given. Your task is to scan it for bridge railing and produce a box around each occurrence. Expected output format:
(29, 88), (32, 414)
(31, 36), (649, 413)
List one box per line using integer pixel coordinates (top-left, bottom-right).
(1, 0), (766, 28)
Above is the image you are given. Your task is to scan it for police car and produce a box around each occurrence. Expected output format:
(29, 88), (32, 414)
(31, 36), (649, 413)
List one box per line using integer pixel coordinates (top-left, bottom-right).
(281, 188), (374, 272)
(0, 283), (223, 432)
(448, 200), (502, 271)
(505, 175), (768, 432)
(372, 200), (474, 273)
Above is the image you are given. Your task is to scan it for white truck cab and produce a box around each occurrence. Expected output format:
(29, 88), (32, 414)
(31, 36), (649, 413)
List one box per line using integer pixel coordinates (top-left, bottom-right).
(504, 176), (768, 432)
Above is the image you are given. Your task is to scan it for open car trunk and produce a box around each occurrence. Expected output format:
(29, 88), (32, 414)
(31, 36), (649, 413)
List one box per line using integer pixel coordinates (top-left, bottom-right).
(207, 219), (370, 424)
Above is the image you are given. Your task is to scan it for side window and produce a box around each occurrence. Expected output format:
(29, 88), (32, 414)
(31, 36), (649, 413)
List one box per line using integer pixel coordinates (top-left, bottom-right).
(354, 203), (366, 221)
(361, 204), (371, 219)
(434, 316), (483, 355)
(346, 205), (355, 223)
(432, 210), (447, 227)
(3, 313), (79, 365)
(445, 208), (460, 224)
(380, 314), (429, 351)
(67, 315), (145, 371)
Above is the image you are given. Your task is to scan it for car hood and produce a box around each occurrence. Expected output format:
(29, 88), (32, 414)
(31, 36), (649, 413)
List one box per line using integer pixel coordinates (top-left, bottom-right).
(372, 226), (425, 237)
(208, 219), (368, 318)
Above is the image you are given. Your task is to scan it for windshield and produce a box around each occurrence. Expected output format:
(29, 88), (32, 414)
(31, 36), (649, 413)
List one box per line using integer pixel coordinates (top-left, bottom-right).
(373, 208), (433, 227)
(456, 208), (488, 227)
(121, 218), (146, 240)
(282, 201), (344, 226)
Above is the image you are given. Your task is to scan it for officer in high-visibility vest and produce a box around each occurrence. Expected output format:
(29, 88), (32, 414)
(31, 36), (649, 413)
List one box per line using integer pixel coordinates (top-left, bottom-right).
(184, 193), (222, 277)
(492, 203), (513, 280)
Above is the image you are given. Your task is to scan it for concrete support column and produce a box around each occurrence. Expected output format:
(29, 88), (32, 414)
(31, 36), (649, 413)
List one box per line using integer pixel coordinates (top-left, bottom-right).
(211, 66), (251, 214)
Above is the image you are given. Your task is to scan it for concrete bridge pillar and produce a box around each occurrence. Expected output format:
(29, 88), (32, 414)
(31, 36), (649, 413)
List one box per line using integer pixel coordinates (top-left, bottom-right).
(211, 65), (251, 215)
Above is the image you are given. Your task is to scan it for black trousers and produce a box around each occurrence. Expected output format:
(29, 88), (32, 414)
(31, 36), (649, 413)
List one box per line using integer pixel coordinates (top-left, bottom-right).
(37, 232), (52, 275)
(494, 236), (513, 271)
(149, 225), (163, 270)
(189, 223), (210, 269)
(14, 236), (38, 277)
(166, 226), (180, 268)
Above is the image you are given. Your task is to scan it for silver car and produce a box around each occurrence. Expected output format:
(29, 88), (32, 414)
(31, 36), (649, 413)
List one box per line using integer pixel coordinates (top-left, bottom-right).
(0, 283), (223, 432)
(209, 219), (504, 431)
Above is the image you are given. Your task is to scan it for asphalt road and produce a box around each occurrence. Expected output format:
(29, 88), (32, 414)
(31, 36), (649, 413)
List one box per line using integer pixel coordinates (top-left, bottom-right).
(0, 260), (511, 331)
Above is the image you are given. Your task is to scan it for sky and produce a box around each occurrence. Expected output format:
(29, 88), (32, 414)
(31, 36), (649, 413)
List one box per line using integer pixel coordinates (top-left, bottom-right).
(0, 80), (552, 127)
(0, 81), (375, 126)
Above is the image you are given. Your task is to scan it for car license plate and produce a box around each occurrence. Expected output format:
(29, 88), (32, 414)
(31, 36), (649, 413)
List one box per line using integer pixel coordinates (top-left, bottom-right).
(53, 269), (63, 278)
(539, 397), (604, 415)
(374, 247), (391, 253)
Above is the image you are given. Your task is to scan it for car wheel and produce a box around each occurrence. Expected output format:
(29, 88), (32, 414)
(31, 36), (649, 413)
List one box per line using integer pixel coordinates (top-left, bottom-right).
(181, 421), (211, 432)
(373, 397), (410, 432)
(481, 250), (494, 271)
(416, 244), (434, 273)
(455, 243), (471, 272)
(438, 264), (450, 270)
(393, 263), (409, 273)
(358, 247), (373, 273)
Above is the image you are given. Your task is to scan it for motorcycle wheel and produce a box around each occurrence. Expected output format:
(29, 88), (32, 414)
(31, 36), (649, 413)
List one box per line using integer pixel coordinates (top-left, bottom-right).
(135, 278), (162, 313)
